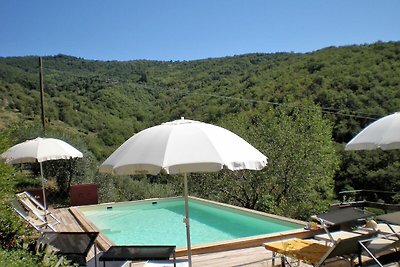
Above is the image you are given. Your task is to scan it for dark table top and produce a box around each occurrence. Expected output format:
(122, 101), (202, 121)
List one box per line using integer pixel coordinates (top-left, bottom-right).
(99, 245), (176, 262)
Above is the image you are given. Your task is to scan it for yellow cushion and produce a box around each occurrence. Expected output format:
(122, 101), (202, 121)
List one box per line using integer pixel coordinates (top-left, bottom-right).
(264, 238), (330, 264)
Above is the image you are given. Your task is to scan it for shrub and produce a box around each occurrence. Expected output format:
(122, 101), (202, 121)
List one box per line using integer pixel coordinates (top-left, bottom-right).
(0, 159), (30, 250)
(0, 249), (39, 267)
(0, 130), (71, 266)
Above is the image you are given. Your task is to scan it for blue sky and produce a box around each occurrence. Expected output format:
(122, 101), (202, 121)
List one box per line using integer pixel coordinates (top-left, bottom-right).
(1, 0), (399, 61)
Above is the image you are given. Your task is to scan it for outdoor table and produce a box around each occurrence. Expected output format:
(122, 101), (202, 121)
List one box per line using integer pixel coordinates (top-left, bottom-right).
(99, 245), (176, 267)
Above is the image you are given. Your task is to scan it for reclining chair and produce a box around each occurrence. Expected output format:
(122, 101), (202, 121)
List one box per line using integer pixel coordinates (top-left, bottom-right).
(16, 191), (60, 225)
(264, 232), (377, 267)
(12, 198), (55, 231)
(312, 206), (374, 244)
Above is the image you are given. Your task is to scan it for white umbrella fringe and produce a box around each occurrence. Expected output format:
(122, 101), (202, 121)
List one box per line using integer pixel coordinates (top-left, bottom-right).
(346, 112), (400, 151)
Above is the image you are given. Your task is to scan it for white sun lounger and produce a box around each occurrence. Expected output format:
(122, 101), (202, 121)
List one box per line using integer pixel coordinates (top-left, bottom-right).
(359, 232), (400, 266)
(16, 191), (60, 225)
(12, 198), (55, 231)
(314, 230), (362, 245)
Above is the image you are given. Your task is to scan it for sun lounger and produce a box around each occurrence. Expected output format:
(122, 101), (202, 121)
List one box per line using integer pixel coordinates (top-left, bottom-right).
(314, 230), (362, 245)
(376, 211), (400, 226)
(99, 245), (176, 267)
(375, 223), (400, 234)
(312, 206), (374, 226)
(16, 191), (60, 224)
(356, 211), (400, 266)
(11, 199), (55, 231)
(311, 207), (374, 243)
(359, 232), (400, 266)
(356, 222), (400, 236)
(38, 231), (99, 267)
(376, 211), (400, 239)
(264, 232), (377, 267)
(361, 250), (400, 267)
(357, 212), (400, 235)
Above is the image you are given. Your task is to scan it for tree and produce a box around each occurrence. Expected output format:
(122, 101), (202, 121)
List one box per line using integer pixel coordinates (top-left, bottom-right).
(336, 149), (400, 201)
(196, 103), (339, 220)
(8, 121), (99, 205)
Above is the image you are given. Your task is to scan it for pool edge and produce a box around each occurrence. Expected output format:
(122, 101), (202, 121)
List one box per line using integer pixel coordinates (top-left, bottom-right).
(71, 196), (322, 256)
(176, 227), (322, 257)
(69, 206), (115, 251)
(189, 196), (306, 226)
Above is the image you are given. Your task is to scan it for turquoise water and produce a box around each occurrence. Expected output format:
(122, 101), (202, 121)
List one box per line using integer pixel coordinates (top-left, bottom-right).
(80, 198), (303, 247)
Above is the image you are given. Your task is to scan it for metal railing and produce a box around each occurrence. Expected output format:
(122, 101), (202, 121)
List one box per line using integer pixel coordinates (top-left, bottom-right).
(332, 190), (400, 213)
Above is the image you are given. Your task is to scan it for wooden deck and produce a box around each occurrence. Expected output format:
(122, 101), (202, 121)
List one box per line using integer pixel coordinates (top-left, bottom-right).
(129, 246), (278, 267)
(52, 207), (84, 232)
(49, 207), (353, 267)
(128, 246), (351, 267)
(50, 207), (289, 266)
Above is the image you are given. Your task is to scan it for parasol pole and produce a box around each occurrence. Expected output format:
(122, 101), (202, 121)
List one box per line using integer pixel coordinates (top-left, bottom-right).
(39, 162), (48, 222)
(183, 173), (192, 267)
(39, 57), (46, 135)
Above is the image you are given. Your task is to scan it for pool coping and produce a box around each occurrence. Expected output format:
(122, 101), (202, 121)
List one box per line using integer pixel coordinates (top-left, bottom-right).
(70, 196), (322, 256)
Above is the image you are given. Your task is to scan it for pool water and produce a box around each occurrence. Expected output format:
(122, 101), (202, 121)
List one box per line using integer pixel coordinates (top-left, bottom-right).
(80, 198), (303, 247)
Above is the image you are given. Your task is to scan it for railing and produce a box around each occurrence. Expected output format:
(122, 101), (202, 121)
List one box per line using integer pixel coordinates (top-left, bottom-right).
(332, 190), (400, 213)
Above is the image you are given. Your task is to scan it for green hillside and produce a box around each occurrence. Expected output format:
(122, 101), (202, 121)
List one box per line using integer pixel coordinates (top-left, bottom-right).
(0, 41), (399, 215)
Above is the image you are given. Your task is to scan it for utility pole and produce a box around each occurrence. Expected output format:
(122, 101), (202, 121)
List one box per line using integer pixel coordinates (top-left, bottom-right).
(39, 57), (46, 135)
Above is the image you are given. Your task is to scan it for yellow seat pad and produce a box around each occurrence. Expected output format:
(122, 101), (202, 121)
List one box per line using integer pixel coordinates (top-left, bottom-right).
(264, 238), (330, 264)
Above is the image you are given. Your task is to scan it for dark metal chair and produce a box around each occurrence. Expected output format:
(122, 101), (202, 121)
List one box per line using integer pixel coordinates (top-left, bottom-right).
(39, 231), (99, 266)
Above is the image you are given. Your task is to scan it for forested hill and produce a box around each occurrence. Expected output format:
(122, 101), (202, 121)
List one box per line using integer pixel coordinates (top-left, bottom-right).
(0, 41), (399, 161)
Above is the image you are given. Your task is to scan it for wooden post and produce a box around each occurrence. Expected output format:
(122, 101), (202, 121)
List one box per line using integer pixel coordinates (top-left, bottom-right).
(39, 57), (46, 135)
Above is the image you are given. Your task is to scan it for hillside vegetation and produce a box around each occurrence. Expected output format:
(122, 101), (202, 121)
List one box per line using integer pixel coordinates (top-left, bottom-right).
(0, 41), (399, 215)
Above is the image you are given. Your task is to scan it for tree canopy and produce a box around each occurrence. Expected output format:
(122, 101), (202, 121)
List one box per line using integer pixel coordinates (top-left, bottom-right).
(0, 41), (399, 218)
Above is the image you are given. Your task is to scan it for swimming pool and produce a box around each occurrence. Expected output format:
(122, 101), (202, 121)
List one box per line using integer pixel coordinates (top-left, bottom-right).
(78, 197), (305, 249)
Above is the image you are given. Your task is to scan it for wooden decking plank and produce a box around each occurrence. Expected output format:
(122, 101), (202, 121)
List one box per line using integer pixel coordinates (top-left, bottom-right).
(52, 207), (83, 232)
(191, 246), (274, 267)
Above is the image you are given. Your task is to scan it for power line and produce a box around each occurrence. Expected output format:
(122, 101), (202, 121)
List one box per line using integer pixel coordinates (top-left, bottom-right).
(158, 85), (383, 120)
(184, 92), (381, 121)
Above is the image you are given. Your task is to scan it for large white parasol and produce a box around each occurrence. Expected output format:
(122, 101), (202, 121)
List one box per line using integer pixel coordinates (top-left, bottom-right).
(99, 118), (268, 267)
(1, 137), (83, 213)
(345, 112), (400, 151)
